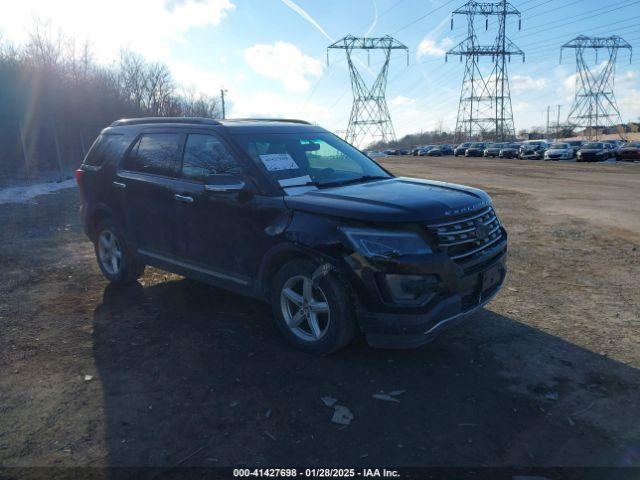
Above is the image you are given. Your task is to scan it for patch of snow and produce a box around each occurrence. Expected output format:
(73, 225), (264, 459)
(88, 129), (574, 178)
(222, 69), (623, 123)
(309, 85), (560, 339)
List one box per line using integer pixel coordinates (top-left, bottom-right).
(0, 179), (76, 205)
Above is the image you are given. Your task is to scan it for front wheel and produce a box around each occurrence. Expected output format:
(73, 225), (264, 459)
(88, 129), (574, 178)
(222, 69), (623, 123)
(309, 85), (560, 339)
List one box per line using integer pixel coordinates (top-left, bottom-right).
(271, 259), (356, 354)
(94, 219), (145, 284)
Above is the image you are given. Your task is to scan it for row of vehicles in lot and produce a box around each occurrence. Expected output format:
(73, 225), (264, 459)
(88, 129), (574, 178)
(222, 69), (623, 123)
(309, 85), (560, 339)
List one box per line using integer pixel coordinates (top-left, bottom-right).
(371, 139), (640, 162)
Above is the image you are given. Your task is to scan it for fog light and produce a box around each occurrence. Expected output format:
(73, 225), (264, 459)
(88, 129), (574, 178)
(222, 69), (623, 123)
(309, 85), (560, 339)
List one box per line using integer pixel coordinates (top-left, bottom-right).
(385, 274), (439, 305)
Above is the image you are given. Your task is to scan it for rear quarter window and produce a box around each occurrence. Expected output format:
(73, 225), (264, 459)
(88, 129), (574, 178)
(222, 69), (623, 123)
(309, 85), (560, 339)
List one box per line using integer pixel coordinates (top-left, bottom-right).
(83, 134), (126, 167)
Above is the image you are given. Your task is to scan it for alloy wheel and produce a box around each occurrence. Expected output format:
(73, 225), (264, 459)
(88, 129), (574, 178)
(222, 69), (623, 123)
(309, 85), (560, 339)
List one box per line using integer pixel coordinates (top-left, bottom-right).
(98, 230), (122, 276)
(280, 275), (331, 342)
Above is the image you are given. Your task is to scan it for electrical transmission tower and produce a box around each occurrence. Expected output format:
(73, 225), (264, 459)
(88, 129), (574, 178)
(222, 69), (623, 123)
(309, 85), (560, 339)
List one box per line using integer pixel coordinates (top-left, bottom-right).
(560, 35), (632, 140)
(328, 35), (408, 148)
(447, 1), (524, 142)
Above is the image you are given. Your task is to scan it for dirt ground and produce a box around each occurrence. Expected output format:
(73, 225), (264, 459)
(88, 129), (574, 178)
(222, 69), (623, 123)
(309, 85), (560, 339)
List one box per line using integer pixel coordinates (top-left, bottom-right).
(1, 157), (639, 470)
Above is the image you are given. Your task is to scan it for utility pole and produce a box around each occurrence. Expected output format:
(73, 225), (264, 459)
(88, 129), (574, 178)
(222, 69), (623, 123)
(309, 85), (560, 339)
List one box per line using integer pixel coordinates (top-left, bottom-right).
(560, 35), (632, 141)
(447, 0), (524, 142)
(546, 105), (551, 138)
(556, 104), (562, 140)
(327, 35), (408, 148)
(220, 88), (228, 119)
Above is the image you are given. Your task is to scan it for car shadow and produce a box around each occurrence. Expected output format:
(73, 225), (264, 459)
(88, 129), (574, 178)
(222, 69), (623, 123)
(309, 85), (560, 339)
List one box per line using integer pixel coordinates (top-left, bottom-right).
(92, 279), (640, 468)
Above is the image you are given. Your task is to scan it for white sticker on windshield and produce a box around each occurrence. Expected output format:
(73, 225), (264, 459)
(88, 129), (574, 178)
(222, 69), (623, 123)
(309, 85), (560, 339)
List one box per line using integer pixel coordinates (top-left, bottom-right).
(259, 153), (298, 171)
(278, 175), (312, 187)
(279, 175), (317, 196)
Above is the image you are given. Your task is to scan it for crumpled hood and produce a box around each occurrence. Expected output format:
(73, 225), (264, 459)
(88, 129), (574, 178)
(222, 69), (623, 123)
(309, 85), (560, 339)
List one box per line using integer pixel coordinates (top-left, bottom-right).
(283, 177), (491, 223)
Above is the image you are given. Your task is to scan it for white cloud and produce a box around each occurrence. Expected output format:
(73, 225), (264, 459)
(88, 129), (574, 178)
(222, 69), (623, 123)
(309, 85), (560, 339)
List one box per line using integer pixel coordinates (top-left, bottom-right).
(511, 75), (548, 93)
(513, 101), (530, 112)
(244, 41), (323, 93)
(389, 95), (416, 107)
(230, 90), (332, 123)
(0, 0), (234, 62)
(167, 59), (227, 97)
(417, 37), (454, 59)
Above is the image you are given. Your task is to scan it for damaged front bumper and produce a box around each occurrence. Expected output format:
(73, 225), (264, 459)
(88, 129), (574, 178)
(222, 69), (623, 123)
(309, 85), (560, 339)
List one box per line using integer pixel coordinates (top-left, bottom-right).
(347, 242), (507, 349)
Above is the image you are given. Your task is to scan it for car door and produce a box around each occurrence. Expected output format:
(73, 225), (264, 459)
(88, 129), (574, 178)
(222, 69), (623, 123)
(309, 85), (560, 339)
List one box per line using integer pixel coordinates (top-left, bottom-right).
(171, 132), (256, 286)
(116, 131), (183, 257)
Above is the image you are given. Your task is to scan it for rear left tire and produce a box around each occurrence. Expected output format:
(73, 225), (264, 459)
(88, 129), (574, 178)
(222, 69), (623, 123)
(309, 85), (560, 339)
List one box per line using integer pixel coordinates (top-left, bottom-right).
(94, 218), (145, 284)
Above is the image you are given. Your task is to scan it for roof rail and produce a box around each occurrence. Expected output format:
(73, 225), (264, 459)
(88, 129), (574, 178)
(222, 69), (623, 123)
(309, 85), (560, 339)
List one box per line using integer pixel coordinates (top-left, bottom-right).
(223, 118), (312, 125)
(110, 117), (221, 127)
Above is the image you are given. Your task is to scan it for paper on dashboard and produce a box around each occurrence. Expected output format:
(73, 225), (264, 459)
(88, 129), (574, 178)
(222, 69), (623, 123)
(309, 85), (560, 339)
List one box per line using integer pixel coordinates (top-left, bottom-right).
(259, 153), (299, 171)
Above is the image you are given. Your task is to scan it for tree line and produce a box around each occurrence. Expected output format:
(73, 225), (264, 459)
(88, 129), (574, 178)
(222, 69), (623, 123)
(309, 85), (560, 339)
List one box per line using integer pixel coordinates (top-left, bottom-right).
(0, 19), (222, 179)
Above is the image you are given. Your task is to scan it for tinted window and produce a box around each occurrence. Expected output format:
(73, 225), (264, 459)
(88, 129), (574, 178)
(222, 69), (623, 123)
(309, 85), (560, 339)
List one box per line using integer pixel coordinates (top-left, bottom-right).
(84, 134), (126, 167)
(181, 134), (241, 181)
(123, 133), (181, 176)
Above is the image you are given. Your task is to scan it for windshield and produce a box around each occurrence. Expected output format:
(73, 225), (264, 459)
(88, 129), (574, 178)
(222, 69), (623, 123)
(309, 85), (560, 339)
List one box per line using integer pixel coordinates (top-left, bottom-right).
(470, 143), (484, 147)
(550, 143), (569, 149)
(583, 143), (604, 149)
(233, 132), (391, 191)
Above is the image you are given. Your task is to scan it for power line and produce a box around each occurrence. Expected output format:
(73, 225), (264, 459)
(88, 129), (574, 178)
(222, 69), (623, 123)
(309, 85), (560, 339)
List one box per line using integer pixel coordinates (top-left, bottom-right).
(391, 0), (457, 35)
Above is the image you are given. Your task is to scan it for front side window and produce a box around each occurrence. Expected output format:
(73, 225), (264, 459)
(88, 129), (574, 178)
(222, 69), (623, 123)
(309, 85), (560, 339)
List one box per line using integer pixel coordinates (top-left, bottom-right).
(123, 133), (181, 176)
(233, 132), (390, 190)
(181, 134), (242, 181)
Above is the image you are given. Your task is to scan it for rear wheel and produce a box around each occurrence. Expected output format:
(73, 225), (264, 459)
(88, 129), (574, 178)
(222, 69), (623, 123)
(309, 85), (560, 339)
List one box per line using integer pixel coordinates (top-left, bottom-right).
(271, 259), (355, 354)
(94, 219), (145, 284)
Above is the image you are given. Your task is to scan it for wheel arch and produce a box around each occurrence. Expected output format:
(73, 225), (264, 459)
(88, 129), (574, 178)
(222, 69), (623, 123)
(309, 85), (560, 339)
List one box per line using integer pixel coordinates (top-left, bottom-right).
(87, 204), (115, 242)
(256, 243), (344, 300)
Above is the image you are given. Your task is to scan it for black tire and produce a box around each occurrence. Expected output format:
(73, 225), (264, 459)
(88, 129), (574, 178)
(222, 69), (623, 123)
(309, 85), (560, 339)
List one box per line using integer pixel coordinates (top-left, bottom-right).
(94, 218), (145, 284)
(271, 259), (356, 354)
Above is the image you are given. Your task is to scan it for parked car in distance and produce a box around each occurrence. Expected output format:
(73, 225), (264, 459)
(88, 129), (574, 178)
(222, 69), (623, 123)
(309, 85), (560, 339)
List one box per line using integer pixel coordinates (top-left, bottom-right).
(365, 150), (388, 158)
(383, 149), (400, 156)
(483, 143), (505, 158)
(426, 144), (454, 156)
(454, 142), (472, 156)
(602, 140), (623, 149)
(465, 142), (487, 157)
(417, 145), (437, 156)
(76, 117), (508, 353)
(617, 142), (640, 161)
(499, 143), (521, 159)
(544, 143), (574, 160)
(576, 142), (613, 162)
(564, 140), (584, 154)
(519, 140), (549, 160)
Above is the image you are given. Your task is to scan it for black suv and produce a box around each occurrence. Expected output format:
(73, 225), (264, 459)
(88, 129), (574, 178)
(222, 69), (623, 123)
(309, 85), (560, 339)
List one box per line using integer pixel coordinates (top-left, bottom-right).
(77, 118), (507, 353)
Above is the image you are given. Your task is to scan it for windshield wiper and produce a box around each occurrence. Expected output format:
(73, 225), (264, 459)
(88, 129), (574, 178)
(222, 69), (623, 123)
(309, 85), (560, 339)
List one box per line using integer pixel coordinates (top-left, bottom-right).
(280, 181), (323, 189)
(319, 175), (390, 188)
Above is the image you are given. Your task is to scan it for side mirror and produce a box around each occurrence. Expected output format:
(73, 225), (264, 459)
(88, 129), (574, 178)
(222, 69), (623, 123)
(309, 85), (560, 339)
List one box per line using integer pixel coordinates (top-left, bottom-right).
(204, 173), (245, 192)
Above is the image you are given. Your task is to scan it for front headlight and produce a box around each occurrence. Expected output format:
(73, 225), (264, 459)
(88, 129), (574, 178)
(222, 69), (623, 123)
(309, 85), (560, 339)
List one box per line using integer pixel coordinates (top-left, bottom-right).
(340, 227), (432, 258)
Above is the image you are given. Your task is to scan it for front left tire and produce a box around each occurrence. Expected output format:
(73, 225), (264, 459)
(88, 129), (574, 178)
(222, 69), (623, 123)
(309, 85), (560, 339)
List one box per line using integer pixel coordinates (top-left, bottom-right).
(271, 259), (356, 354)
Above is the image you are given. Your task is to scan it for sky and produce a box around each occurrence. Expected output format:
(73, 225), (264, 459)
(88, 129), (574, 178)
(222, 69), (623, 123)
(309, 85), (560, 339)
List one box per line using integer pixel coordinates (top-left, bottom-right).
(1, 0), (639, 144)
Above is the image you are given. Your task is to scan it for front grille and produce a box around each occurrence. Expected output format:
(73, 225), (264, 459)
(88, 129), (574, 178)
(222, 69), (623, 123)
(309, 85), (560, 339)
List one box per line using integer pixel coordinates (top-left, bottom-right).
(427, 206), (504, 263)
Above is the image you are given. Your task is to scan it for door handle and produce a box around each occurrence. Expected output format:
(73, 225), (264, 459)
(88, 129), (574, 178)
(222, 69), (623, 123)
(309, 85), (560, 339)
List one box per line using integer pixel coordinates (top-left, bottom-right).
(174, 194), (194, 204)
(112, 181), (126, 189)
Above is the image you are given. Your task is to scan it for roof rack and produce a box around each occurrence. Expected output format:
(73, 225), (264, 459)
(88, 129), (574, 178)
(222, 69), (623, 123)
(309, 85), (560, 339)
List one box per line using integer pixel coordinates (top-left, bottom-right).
(223, 118), (312, 125)
(110, 117), (221, 127)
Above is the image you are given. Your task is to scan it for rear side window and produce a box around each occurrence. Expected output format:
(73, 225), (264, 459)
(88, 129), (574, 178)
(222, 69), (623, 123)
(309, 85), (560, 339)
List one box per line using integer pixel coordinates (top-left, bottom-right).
(123, 133), (181, 176)
(83, 134), (126, 167)
(181, 134), (242, 181)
